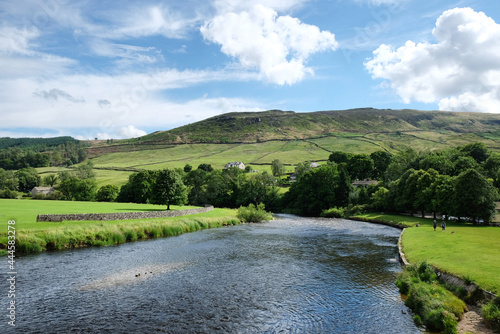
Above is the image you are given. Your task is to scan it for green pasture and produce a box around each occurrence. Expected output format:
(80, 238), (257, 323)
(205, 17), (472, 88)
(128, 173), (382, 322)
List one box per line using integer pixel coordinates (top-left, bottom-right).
(353, 213), (500, 294)
(309, 136), (383, 154)
(0, 199), (238, 254)
(0, 199), (198, 231)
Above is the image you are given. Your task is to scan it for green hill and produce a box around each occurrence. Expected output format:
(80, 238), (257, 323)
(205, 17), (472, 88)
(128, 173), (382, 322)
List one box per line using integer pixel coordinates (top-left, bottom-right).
(29, 108), (500, 187)
(133, 108), (500, 144)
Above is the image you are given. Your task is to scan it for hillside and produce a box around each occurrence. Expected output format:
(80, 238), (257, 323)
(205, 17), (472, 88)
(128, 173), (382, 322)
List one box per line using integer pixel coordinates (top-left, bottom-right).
(134, 108), (500, 144)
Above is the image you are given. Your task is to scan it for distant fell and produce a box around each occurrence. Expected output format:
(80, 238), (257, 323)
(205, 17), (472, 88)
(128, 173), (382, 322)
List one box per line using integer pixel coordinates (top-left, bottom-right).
(136, 108), (500, 144)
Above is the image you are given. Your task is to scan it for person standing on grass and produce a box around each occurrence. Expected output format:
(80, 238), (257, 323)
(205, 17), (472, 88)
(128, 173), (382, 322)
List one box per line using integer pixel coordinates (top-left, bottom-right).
(441, 220), (446, 231)
(433, 220), (437, 231)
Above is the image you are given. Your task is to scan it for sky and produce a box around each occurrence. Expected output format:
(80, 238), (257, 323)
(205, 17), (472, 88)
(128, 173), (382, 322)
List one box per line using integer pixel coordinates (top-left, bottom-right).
(1, 0), (500, 139)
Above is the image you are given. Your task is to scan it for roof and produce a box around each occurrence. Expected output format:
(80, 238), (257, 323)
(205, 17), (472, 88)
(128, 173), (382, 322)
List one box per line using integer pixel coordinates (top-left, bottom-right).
(224, 161), (245, 169)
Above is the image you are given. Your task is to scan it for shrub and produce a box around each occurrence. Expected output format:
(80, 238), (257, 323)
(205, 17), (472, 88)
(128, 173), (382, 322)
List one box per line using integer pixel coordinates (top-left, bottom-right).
(396, 262), (466, 334)
(482, 297), (500, 332)
(320, 207), (346, 218)
(0, 189), (18, 199)
(237, 203), (272, 223)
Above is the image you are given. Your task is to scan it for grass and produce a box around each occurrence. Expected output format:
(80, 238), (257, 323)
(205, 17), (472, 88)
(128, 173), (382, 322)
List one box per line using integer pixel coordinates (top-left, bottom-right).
(0, 199), (239, 254)
(353, 213), (500, 294)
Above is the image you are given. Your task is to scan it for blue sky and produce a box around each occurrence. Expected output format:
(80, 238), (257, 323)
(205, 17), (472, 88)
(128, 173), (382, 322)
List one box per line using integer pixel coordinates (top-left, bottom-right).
(1, 0), (500, 139)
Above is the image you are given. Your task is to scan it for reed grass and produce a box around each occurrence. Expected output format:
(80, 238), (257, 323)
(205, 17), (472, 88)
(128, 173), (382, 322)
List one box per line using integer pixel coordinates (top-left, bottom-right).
(9, 216), (240, 254)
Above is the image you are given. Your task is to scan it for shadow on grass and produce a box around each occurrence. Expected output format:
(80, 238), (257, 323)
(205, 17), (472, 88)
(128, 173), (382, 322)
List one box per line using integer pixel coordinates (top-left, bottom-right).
(114, 208), (170, 212)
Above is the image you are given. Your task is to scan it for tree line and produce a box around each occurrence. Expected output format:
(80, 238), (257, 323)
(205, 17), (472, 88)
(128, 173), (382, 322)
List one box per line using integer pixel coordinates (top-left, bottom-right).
(0, 141), (88, 170)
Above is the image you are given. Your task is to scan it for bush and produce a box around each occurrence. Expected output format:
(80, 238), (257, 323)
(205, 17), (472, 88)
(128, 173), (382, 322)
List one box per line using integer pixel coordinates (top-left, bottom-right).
(482, 297), (500, 332)
(396, 262), (466, 334)
(320, 207), (346, 218)
(0, 189), (18, 199)
(237, 203), (272, 223)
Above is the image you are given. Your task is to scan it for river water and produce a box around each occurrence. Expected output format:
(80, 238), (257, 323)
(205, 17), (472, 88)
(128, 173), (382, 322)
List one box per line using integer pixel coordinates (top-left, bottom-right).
(1, 215), (421, 333)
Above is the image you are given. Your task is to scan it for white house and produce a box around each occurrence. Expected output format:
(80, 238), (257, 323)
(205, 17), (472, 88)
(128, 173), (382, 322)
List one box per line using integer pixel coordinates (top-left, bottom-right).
(224, 162), (246, 170)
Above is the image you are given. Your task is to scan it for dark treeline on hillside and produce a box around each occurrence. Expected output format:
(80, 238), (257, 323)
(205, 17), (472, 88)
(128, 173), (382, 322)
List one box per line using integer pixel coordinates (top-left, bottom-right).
(0, 136), (79, 150)
(0, 140), (88, 170)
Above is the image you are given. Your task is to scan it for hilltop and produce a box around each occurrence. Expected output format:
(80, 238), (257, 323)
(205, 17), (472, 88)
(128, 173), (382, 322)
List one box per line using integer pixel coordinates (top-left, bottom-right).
(133, 108), (500, 144)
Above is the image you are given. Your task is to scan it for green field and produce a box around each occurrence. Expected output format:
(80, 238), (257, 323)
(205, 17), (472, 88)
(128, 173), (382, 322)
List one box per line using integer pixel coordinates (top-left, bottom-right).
(353, 213), (500, 294)
(0, 199), (239, 254)
(0, 199), (198, 231)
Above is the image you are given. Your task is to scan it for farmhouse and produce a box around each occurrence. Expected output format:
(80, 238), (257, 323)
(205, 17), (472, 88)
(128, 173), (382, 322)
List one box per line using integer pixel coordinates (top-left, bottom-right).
(224, 161), (246, 170)
(31, 187), (55, 196)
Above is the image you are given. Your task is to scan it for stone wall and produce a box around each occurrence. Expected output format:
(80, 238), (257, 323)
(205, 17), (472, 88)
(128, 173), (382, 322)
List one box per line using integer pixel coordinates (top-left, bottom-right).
(37, 206), (214, 222)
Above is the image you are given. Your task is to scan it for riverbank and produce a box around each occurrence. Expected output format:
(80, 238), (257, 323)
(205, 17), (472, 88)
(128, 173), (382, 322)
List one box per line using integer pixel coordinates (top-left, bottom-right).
(0, 199), (240, 255)
(351, 213), (500, 295)
(352, 212), (499, 334)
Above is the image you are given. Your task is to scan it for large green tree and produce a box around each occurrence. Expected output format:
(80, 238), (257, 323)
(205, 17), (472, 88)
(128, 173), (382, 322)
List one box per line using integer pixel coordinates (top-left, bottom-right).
(150, 169), (187, 210)
(117, 170), (157, 203)
(15, 167), (41, 192)
(370, 151), (392, 179)
(59, 177), (97, 201)
(283, 164), (349, 216)
(453, 169), (498, 223)
(96, 184), (119, 202)
(347, 154), (374, 180)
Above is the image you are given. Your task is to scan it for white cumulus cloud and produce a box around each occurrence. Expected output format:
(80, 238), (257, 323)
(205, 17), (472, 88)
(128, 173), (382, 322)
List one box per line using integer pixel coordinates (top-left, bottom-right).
(201, 4), (338, 85)
(116, 125), (147, 139)
(365, 7), (500, 113)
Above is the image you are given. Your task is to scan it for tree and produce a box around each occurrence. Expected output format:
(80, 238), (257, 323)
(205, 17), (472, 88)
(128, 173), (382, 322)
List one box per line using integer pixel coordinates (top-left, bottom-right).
(347, 154), (374, 181)
(283, 165), (343, 216)
(0, 168), (18, 191)
(295, 161), (312, 181)
(59, 177), (97, 201)
(329, 151), (352, 164)
(419, 153), (453, 176)
(117, 170), (157, 203)
(184, 168), (209, 205)
(385, 148), (419, 182)
(460, 142), (490, 163)
(75, 160), (95, 179)
(271, 159), (285, 177)
(183, 164), (193, 173)
(453, 169), (498, 223)
(198, 163), (213, 172)
(414, 169), (438, 218)
(483, 153), (500, 188)
(150, 169), (188, 210)
(452, 156), (478, 176)
(96, 184), (119, 202)
(370, 151), (392, 179)
(371, 187), (390, 211)
(43, 174), (58, 187)
(429, 174), (455, 219)
(15, 167), (40, 192)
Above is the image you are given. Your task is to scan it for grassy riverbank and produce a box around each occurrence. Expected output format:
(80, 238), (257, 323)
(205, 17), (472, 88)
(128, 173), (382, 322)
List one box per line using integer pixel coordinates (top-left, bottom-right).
(352, 213), (500, 294)
(0, 199), (239, 255)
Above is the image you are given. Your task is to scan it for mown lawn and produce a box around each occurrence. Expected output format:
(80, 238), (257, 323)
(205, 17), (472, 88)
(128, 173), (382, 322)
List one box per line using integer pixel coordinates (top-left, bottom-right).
(353, 213), (500, 294)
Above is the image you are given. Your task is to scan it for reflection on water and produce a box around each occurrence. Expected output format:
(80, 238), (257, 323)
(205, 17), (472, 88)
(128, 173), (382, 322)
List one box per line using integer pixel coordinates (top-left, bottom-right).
(0, 215), (421, 333)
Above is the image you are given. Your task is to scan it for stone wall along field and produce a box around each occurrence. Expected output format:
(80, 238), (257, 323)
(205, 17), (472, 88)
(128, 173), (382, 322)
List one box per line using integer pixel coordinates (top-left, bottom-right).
(37, 206), (214, 222)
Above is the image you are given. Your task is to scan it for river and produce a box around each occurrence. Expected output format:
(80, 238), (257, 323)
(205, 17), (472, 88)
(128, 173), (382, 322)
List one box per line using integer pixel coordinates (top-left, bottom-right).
(1, 215), (421, 333)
